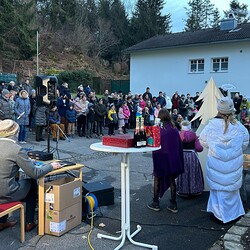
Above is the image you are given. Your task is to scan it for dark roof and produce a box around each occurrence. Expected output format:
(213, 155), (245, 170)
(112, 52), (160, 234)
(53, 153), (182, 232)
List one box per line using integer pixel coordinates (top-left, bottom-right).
(124, 22), (250, 53)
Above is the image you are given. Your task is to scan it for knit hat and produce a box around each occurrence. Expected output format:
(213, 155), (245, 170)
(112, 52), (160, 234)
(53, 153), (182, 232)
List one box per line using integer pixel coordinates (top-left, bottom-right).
(0, 119), (19, 138)
(1, 89), (9, 96)
(181, 120), (191, 131)
(217, 97), (235, 115)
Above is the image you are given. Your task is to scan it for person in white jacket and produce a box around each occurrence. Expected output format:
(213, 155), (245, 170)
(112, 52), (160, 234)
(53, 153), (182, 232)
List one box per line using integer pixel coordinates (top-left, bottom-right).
(199, 96), (249, 224)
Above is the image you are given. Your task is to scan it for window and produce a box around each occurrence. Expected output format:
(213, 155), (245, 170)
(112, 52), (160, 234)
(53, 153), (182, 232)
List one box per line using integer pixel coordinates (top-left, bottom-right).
(212, 57), (228, 72)
(189, 59), (204, 73)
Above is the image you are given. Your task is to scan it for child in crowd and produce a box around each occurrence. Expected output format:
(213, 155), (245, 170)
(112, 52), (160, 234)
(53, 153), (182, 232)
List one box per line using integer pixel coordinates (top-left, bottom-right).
(107, 104), (118, 136)
(49, 105), (66, 142)
(66, 103), (77, 138)
(240, 104), (249, 124)
(123, 101), (130, 133)
(118, 104), (125, 134)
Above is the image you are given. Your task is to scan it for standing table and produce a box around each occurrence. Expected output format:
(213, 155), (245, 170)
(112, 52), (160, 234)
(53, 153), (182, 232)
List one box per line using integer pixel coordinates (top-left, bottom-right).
(90, 142), (160, 250)
(38, 163), (84, 236)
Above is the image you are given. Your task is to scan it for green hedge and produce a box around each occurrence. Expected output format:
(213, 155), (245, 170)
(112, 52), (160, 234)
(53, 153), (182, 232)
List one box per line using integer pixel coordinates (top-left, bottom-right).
(57, 70), (94, 91)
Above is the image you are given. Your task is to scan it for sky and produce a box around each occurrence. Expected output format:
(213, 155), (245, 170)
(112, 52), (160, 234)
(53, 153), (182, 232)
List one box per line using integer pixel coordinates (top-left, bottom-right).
(123, 0), (249, 32)
(165, 0), (236, 32)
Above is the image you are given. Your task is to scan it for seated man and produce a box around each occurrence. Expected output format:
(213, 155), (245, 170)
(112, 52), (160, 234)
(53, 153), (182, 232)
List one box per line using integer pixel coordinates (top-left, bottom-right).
(49, 104), (66, 142)
(0, 119), (62, 232)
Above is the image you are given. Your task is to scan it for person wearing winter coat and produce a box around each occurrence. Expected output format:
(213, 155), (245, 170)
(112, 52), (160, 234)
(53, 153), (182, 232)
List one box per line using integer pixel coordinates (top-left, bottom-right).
(86, 103), (95, 138)
(0, 89), (14, 120)
(163, 92), (172, 112)
(240, 104), (249, 124)
(0, 119), (62, 232)
(33, 104), (48, 142)
(118, 104), (125, 134)
(49, 105), (66, 142)
(147, 108), (184, 213)
(176, 120), (204, 197)
(15, 90), (31, 143)
(107, 104), (118, 136)
(123, 101), (130, 133)
(74, 95), (89, 137)
(94, 98), (107, 136)
(56, 95), (70, 135)
(29, 89), (36, 131)
(178, 94), (189, 119)
(65, 103), (77, 138)
(199, 96), (249, 224)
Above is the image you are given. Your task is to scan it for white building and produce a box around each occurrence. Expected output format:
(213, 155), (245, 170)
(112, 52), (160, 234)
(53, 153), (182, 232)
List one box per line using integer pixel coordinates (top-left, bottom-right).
(125, 19), (250, 98)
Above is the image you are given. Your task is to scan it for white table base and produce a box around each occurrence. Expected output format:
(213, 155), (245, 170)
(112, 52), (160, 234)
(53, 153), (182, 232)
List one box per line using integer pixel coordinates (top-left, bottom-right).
(97, 153), (158, 250)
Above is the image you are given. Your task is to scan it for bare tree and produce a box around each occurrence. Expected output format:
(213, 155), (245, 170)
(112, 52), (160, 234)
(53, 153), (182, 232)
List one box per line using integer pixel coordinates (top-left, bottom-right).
(94, 18), (118, 58)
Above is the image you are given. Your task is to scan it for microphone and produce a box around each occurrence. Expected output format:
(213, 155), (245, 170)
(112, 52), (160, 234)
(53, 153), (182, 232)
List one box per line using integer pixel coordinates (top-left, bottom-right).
(17, 112), (25, 120)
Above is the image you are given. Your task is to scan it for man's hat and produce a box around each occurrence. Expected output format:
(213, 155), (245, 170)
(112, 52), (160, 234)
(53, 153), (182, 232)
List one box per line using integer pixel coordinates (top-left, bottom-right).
(0, 119), (19, 138)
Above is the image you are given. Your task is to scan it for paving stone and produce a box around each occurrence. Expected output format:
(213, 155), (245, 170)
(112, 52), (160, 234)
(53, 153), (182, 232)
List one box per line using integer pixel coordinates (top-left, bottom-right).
(224, 241), (244, 250)
(227, 226), (248, 235)
(224, 233), (241, 243)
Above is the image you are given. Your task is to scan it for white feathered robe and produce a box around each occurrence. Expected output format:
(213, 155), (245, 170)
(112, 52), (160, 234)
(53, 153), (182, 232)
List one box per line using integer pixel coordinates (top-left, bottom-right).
(199, 117), (249, 223)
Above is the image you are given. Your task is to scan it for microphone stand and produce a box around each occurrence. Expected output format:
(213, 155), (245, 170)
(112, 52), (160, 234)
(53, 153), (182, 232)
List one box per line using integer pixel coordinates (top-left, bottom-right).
(56, 123), (70, 142)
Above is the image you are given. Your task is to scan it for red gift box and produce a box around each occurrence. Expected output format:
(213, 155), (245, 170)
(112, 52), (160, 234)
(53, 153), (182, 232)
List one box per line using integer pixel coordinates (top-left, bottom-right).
(145, 126), (160, 147)
(102, 134), (134, 148)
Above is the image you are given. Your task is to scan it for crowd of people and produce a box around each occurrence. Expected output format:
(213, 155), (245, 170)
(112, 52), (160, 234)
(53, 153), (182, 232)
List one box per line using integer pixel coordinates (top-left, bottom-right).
(0, 79), (249, 234)
(1, 79), (249, 141)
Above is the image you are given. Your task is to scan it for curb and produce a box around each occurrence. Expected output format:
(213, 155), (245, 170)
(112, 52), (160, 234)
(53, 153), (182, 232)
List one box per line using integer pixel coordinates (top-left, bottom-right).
(210, 211), (250, 250)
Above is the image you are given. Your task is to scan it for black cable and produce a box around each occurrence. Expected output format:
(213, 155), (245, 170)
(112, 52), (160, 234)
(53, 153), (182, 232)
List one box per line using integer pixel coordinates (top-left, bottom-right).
(94, 213), (230, 232)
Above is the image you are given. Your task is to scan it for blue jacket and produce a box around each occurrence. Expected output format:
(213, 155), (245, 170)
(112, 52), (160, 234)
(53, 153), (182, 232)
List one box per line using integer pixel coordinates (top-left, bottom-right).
(66, 109), (77, 123)
(56, 97), (69, 117)
(15, 96), (31, 125)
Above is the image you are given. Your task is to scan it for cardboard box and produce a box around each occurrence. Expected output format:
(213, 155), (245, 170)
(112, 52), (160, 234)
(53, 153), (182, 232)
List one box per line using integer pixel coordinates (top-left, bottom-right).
(45, 177), (82, 211)
(243, 154), (250, 169)
(45, 202), (82, 236)
(102, 134), (134, 148)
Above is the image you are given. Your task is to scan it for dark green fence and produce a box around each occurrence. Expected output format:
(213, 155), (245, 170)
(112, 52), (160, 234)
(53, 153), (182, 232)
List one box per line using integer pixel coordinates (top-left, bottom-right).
(92, 78), (130, 95)
(111, 80), (130, 94)
(0, 73), (17, 83)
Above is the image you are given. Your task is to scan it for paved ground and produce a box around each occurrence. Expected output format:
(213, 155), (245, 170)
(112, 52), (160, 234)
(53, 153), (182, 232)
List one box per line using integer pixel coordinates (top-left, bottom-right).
(1, 129), (250, 250)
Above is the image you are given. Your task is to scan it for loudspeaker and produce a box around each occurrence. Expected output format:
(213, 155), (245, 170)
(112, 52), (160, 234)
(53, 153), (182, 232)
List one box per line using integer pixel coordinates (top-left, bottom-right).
(35, 75), (58, 106)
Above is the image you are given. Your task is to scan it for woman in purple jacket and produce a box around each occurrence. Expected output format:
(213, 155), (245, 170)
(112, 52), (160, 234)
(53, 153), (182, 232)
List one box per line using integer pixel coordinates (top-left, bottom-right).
(147, 108), (184, 213)
(176, 120), (204, 197)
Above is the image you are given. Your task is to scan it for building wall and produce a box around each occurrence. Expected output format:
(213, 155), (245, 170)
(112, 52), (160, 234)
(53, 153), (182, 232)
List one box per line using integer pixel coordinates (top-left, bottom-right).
(129, 41), (250, 98)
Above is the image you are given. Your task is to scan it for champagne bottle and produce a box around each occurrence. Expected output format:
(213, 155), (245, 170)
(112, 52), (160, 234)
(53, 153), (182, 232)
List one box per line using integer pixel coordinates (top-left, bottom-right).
(140, 117), (147, 147)
(134, 117), (142, 148)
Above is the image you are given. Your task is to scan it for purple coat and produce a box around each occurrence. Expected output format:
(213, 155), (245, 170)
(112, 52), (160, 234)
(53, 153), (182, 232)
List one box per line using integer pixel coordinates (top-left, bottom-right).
(152, 123), (184, 197)
(153, 123), (184, 177)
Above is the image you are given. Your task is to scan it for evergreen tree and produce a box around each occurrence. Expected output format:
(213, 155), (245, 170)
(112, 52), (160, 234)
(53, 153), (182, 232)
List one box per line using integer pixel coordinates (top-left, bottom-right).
(184, 0), (216, 31)
(83, 0), (98, 30)
(202, 0), (215, 28)
(223, 0), (249, 24)
(98, 0), (111, 20)
(37, 0), (77, 31)
(110, 0), (130, 59)
(130, 0), (171, 45)
(211, 8), (221, 28)
(0, 0), (36, 69)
